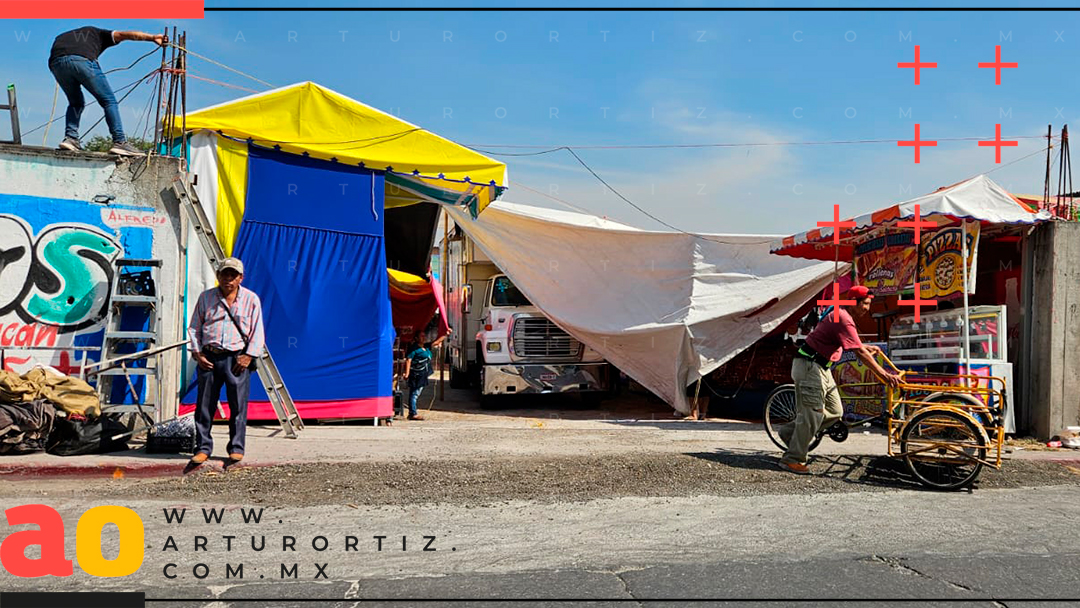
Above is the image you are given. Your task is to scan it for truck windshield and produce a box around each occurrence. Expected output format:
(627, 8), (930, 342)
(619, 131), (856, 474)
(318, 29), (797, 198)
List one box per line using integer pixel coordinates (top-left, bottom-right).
(491, 276), (531, 306)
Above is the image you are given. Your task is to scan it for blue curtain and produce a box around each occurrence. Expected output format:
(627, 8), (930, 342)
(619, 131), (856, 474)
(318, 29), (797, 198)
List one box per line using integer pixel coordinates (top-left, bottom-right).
(230, 145), (393, 402)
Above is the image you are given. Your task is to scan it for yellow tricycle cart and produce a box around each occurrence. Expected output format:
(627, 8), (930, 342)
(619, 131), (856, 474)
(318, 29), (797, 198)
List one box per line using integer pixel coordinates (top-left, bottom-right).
(764, 353), (1007, 491)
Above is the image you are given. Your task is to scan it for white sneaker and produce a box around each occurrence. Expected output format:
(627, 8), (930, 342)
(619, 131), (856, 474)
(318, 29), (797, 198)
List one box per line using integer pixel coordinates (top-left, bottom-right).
(58, 137), (83, 151)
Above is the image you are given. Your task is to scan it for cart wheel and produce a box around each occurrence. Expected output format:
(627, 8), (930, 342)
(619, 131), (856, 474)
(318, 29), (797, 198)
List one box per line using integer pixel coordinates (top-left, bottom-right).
(900, 408), (987, 491)
(764, 384), (822, 453)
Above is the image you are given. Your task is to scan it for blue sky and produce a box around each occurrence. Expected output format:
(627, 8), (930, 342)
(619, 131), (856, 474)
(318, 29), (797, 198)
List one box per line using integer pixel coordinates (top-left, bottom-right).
(2, 2), (1076, 233)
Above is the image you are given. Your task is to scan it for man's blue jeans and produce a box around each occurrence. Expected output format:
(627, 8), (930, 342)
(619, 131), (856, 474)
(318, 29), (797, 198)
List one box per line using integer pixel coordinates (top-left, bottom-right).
(48, 54), (126, 142)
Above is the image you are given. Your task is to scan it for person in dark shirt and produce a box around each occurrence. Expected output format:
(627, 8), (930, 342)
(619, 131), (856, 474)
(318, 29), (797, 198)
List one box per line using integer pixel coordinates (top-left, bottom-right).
(48, 26), (166, 156)
(402, 333), (434, 421)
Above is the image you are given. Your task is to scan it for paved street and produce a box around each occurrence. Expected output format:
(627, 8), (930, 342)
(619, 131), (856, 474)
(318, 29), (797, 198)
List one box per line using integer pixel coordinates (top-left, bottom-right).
(3, 424), (1080, 606)
(3, 388), (1079, 606)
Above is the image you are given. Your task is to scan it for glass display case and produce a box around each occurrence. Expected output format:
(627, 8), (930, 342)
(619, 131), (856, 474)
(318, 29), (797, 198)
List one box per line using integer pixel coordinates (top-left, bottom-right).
(888, 305), (1007, 364)
(888, 304), (1014, 433)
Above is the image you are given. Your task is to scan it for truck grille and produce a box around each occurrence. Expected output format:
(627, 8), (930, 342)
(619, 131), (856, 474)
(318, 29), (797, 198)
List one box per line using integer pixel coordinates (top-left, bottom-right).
(511, 317), (582, 360)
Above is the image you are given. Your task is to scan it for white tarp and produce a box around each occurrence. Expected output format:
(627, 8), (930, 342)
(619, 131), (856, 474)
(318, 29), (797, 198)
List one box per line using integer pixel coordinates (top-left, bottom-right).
(444, 201), (838, 414)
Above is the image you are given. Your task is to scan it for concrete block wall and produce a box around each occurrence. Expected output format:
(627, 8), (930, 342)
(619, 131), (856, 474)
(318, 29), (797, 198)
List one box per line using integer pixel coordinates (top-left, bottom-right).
(1023, 221), (1080, 440)
(0, 144), (185, 420)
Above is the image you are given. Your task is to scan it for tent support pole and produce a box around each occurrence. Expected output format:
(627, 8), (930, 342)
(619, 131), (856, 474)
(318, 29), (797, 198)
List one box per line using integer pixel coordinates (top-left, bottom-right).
(960, 220), (973, 377)
(439, 209), (449, 402)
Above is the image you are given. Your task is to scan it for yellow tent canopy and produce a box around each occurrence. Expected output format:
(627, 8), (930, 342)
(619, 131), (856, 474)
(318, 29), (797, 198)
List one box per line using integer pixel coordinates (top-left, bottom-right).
(176, 81), (508, 215)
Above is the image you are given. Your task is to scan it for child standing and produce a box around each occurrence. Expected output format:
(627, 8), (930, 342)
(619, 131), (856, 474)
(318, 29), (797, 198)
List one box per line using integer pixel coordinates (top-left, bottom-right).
(402, 333), (433, 421)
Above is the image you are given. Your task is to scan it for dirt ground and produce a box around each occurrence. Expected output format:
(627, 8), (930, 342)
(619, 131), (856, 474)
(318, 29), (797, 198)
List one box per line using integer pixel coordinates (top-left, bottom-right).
(7, 451), (1080, 507)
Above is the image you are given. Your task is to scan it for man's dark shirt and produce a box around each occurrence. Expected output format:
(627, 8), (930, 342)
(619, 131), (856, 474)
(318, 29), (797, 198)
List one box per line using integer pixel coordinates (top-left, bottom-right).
(49, 26), (116, 63)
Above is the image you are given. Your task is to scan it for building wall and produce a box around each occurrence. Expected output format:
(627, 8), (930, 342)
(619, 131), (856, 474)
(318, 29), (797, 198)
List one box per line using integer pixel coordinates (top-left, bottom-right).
(0, 144), (185, 420)
(1023, 221), (1080, 440)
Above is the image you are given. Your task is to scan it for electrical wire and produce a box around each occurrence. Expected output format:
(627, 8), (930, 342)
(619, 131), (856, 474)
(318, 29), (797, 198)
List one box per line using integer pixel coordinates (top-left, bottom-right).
(512, 181), (598, 215)
(468, 134), (1050, 154)
(215, 127), (425, 147)
(41, 81), (59, 146)
(134, 72), (161, 143)
(103, 46), (161, 75)
(563, 146), (735, 241)
(78, 69), (159, 139)
(166, 41), (275, 89)
(187, 72), (260, 94)
(19, 69), (160, 139)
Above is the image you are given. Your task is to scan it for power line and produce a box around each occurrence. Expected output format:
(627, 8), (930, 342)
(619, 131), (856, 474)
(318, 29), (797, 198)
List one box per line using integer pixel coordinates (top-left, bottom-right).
(187, 72), (261, 94)
(509, 139), (1050, 243)
(167, 41), (275, 89)
(469, 134), (1051, 155)
(19, 69), (160, 139)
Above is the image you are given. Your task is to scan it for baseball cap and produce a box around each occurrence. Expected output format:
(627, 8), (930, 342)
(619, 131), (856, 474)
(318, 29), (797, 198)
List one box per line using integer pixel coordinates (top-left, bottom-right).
(847, 285), (873, 299)
(218, 257), (244, 275)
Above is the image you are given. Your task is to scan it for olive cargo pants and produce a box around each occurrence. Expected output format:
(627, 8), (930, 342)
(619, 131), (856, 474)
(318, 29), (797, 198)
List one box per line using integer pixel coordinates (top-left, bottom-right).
(780, 357), (844, 465)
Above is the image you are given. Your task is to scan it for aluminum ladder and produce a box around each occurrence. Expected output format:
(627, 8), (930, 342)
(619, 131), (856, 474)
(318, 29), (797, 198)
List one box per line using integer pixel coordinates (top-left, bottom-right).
(1, 84), (22, 145)
(95, 259), (162, 426)
(171, 173), (304, 439)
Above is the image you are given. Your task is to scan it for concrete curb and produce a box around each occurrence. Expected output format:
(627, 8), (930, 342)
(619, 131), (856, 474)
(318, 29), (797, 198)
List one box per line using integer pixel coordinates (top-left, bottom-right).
(0, 459), (286, 479)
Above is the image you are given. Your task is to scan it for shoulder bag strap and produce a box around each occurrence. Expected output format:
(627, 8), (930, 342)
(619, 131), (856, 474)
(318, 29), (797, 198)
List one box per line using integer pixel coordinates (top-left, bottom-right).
(220, 296), (254, 354)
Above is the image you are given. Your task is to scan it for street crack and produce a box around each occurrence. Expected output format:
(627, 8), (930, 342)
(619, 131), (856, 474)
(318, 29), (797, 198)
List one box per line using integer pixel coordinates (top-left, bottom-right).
(612, 571), (643, 608)
(863, 555), (980, 593)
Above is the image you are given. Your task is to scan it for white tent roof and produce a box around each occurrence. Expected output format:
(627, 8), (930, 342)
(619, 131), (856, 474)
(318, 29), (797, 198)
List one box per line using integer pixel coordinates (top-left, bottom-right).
(445, 201), (837, 414)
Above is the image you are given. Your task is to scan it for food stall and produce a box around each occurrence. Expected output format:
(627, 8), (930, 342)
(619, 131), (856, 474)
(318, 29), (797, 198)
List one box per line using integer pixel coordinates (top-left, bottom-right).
(771, 175), (1050, 431)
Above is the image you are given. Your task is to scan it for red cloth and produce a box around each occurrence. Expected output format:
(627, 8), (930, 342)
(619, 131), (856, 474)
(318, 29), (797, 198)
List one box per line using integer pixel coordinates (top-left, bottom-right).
(806, 307), (863, 362)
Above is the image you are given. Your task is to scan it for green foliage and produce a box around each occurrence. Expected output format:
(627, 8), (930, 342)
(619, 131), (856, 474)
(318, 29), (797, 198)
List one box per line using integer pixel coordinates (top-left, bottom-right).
(85, 135), (154, 153)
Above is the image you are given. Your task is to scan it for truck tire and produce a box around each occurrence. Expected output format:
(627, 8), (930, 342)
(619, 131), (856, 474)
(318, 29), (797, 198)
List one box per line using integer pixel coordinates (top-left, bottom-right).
(449, 367), (469, 389)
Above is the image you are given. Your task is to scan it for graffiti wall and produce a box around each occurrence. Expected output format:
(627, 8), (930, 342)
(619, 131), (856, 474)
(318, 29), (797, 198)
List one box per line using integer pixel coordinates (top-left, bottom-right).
(0, 194), (157, 375)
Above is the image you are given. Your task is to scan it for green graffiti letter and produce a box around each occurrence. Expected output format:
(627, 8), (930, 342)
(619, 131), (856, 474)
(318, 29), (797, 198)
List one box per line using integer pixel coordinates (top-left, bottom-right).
(27, 230), (119, 326)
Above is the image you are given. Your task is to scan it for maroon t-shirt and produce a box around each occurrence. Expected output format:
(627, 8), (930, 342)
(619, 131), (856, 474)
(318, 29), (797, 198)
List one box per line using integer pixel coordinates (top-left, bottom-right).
(806, 307), (863, 362)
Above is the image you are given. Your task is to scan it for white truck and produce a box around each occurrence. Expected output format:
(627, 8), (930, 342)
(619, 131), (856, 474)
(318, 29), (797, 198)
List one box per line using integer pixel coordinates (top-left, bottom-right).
(444, 229), (612, 405)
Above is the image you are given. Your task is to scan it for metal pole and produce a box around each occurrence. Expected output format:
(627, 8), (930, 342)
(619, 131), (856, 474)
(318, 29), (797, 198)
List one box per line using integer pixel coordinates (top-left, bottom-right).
(180, 31), (187, 168)
(439, 209), (449, 402)
(7, 85), (21, 145)
(960, 220), (973, 377)
(152, 27), (167, 148)
(1045, 124), (1053, 210)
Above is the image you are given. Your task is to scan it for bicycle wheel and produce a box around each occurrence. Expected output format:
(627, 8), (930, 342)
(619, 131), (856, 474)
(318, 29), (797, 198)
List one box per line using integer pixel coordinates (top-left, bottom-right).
(763, 384), (822, 453)
(900, 408), (987, 491)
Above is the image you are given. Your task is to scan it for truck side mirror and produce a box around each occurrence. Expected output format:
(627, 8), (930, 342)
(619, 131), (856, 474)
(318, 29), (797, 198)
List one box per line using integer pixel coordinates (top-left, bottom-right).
(462, 285), (472, 314)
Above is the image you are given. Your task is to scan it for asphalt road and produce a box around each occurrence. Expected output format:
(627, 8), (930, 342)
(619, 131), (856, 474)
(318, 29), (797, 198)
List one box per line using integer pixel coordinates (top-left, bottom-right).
(3, 464), (1079, 607)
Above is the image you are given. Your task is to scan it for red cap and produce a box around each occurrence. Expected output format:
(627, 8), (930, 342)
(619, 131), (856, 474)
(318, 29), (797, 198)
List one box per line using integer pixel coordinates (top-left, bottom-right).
(847, 285), (873, 300)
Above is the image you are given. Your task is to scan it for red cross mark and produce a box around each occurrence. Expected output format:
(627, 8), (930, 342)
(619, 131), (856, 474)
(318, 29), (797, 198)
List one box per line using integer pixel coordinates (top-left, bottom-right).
(897, 203), (938, 245)
(818, 282), (856, 323)
(898, 282), (937, 323)
(898, 124), (937, 164)
(978, 45), (1018, 85)
(817, 204), (857, 245)
(978, 123), (1019, 163)
(897, 45), (937, 85)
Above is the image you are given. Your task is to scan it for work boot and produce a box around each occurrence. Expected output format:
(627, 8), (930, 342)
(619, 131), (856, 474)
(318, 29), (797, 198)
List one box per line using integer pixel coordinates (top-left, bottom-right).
(58, 136), (83, 151)
(109, 140), (145, 157)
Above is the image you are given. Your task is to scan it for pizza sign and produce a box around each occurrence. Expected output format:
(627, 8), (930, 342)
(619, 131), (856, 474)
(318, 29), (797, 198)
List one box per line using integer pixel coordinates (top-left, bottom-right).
(918, 223), (980, 299)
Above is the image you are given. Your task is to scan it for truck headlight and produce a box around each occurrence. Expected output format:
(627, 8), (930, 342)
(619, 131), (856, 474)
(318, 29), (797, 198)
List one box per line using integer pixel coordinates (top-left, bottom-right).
(487, 342), (502, 352)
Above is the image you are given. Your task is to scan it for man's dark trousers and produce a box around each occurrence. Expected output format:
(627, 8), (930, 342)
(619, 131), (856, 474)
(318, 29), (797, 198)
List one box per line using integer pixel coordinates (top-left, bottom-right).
(194, 350), (250, 456)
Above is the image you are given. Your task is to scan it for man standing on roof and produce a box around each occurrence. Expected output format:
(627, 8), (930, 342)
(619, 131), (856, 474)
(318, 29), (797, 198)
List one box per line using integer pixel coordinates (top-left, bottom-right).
(778, 285), (902, 475)
(49, 26), (166, 156)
